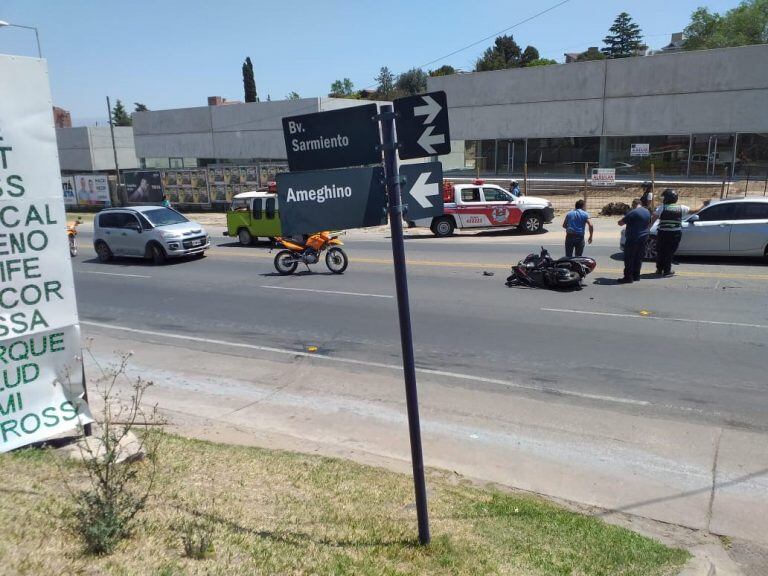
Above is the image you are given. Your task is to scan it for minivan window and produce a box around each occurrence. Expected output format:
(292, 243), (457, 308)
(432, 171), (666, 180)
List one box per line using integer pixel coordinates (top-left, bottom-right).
(252, 199), (263, 220)
(265, 198), (276, 219)
(116, 213), (140, 230)
(137, 213), (153, 230)
(231, 198), (248, 211)
(142, 208), (189, 227)
(697, 203), (738, 222)
(99, 213), (119, 228)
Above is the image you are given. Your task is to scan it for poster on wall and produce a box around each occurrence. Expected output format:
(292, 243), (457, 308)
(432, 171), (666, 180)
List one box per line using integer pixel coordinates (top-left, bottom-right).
(0, 55), (93, 452)
(124, 170), (163, 203)
(160, 169), (210, 205)
(73, 174), (110, 206)
(61, 176), (77, 206)
(630, 143), (650, 157)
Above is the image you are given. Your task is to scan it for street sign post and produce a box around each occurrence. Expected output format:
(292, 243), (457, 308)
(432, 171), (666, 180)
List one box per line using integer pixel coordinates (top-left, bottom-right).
(393, 91), (451, 160)
(282, 103), (381, 172)
(379, 104), (430, 545)
(399, 162), (444, 220)
(275, 166), (386, 235)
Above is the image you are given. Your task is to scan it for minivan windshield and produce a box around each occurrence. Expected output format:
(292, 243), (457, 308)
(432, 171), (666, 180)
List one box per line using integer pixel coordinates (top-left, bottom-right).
(142, 208), (189, 227)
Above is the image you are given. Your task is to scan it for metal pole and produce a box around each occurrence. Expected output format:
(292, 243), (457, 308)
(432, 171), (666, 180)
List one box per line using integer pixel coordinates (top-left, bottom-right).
(106, 96), (123, 206)
(379, 104), (430, 546)
(2, 24), (41, 57)
(650, 163), (656, 211)
(763, 171), (767, 197)
(81, 362), (93, 437)
(582, 162), (588, 204)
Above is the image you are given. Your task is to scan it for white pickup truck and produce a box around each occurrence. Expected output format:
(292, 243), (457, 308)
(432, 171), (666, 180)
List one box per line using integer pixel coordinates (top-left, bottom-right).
(407, 180), (555, 237)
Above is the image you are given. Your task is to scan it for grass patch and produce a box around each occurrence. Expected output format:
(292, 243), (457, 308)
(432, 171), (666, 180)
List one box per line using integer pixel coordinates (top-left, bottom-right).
(0, 434), (689, 575)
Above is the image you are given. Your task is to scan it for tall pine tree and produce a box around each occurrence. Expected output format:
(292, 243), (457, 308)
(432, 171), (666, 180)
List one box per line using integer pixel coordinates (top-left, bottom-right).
(601, 13), (646, 58)
(242, 57), (257, 103)
(111, 99), (132, 126)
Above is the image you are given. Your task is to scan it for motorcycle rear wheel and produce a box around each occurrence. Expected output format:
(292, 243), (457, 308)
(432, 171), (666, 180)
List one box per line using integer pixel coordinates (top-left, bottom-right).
(274, 250), (299, 275)
(556, 270), (582, 287)
(326, 247), (348, 274)
(69, 236), (77, 257)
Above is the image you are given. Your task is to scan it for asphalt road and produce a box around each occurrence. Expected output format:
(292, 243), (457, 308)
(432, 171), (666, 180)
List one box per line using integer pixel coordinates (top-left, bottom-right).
(72, 225), (768, 431)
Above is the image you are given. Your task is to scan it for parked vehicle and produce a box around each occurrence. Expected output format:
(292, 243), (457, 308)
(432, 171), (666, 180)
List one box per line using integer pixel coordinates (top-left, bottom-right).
(273, 232), (347, 275)
(506, 247), (597, 289)
(66, 217), (82, 257)
(225, 190), (281, 245)
(407, 179), (554, 237)
(620, 197), (768, 260)
(93, 206), (210, 264)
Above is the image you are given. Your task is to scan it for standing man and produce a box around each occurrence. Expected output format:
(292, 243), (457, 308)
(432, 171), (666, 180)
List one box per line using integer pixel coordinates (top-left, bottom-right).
(562, 199), (594, 257)
(509, 180), (522, 198)
(617, 199), (651, 284)
(651, 188), (690, 277)
(640, 181), (654, 210)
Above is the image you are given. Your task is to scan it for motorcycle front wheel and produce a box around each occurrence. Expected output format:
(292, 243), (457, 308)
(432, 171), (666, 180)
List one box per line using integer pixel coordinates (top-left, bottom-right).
(325, 247), (348, 274)
(69, 236), (77, 257)
(274, 250), (299, 275)
(556, 270), (582, 287)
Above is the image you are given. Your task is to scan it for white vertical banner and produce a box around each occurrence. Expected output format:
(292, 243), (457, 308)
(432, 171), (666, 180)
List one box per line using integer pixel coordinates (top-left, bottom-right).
(0, 55), (93, 452)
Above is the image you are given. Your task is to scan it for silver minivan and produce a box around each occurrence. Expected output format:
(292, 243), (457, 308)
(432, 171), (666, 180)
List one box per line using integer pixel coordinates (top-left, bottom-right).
(93, 206), (210, 264)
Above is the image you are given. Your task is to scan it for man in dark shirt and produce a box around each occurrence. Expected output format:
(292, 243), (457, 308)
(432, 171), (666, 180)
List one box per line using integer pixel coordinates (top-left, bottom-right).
(617, 199), (651, 284)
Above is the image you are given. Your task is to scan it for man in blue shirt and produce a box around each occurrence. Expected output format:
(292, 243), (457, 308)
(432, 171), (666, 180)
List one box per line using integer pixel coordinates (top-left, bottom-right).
(509, 181), (522, 198)
(617, 198), (651, 283)
(562, 200), (593, 257)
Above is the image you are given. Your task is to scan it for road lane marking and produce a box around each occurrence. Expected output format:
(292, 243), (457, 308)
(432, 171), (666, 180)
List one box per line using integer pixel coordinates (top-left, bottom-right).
(77, 270), (152, 279)
(207, 251), (768, 281)
(260, 285), (393, 298)
(80, 320), (649, 407)
(541, 308), (768, 329)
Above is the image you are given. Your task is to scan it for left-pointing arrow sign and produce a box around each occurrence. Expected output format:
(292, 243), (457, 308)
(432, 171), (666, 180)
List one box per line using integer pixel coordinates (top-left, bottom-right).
(410, 171), (440, 208)
(400, 161), (444, 220)
(417, 126), (446, 155)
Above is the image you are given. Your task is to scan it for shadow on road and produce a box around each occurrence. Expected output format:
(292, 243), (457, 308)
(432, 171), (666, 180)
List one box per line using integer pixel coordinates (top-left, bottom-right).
(79, 256), (198, 268)
(609, 251), (764, 268)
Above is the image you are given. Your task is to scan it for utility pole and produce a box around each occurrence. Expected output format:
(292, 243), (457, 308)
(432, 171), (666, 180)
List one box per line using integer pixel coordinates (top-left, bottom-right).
(106, 96), (122, 205)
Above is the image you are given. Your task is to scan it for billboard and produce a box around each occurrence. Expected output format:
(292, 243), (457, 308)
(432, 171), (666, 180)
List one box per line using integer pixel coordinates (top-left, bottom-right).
(591, 168), (616, 186)
(61, 176), (77, 206)
(630, 143), (650, 157)
(0, 55), (93, 451)
(73, 173), (110, 206)
(124, 170), (163, 203)
(161, 169), (210, 205)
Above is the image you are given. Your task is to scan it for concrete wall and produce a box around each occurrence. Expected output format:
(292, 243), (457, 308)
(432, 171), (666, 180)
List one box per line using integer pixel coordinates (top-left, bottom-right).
(427, 44), (768, 139)
(133, 98), (381, 160)
(56, 126), (138, 171)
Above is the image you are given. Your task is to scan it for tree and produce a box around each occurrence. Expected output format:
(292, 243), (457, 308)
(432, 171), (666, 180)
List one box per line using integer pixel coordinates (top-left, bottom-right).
(475, 35), (540, 71)
(375, 66), (397, 99)
(329, 78), (355, 97)
(520, 46), (540, 67)
(133, 102), (149, 112)
(395, 68), (428, 95)
(601, 12), (646, 58)
(242, 56), (257, 103)
(286, 91), (301, 100)
(428, 64), (457, 77)
(111, 99), (131, 126)
(525, 58), (558, 67)
(683, 0), (768, 50)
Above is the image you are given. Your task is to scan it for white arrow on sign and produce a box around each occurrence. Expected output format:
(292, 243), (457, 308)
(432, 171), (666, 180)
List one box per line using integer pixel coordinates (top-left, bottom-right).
(417, 125), (446, 154)
(410, 171), (440, 208)
(413, 95), (441, 124)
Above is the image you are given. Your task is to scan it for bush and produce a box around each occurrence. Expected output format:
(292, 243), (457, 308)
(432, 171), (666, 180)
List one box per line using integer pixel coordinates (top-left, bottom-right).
(63, 352), (164, 555)
(600, 202), (631, 216)
(179, 515), (216, 560)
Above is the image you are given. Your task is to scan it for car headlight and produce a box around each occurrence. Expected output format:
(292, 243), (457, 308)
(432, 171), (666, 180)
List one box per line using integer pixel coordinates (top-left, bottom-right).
(160, 232), (182, 239)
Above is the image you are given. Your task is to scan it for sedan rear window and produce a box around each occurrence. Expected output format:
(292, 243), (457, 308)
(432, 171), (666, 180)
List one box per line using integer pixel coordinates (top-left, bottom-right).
(142, 208), (189, 227)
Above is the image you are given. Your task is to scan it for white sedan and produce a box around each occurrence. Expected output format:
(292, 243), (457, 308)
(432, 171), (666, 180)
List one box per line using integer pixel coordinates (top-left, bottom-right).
(621, 198), (768, 260)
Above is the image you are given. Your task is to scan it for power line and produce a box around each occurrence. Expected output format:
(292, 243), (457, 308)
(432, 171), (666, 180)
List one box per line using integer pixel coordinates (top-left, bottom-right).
(416, 0), (573, 71)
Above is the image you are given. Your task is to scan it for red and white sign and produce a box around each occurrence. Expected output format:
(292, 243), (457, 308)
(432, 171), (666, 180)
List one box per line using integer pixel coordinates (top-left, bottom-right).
(592, 168), (616, 186)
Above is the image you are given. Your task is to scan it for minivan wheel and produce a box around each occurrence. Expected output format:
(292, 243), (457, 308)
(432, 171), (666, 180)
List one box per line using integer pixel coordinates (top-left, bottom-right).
(238, 228), (253, 246)
(95, 241), (113, 263)
(149, 243), (167, 265)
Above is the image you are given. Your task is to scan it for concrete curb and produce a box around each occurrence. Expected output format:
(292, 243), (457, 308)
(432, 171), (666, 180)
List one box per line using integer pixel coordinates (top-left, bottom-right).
(678, 556), (716, 576)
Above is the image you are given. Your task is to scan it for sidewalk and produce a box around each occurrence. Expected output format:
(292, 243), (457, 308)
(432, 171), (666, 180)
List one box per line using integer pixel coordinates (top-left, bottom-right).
(82, 326), (768, 547)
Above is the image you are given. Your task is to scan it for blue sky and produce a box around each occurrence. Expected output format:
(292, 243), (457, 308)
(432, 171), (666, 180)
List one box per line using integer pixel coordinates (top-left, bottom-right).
(1, 0), (741, 125)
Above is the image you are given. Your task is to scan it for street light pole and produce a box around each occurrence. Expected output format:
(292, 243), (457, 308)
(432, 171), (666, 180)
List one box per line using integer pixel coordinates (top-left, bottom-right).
(0, 20), (42, 58)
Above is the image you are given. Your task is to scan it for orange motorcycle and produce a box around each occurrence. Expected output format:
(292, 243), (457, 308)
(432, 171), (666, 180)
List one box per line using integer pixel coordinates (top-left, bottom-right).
(66, 217), (82, 257)
(273, 232), (348, 275)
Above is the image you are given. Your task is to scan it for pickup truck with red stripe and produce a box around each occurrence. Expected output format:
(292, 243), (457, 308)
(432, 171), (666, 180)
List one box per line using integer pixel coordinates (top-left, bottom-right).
(407, 179), (555, 237)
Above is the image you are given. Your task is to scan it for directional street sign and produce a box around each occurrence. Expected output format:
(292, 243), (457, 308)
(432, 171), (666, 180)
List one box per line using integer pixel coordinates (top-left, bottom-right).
(393, 91), (451, 160)
(275, 166), (386, 235)
(399, 162), (444, 220)
(282, 103), (381, 172)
